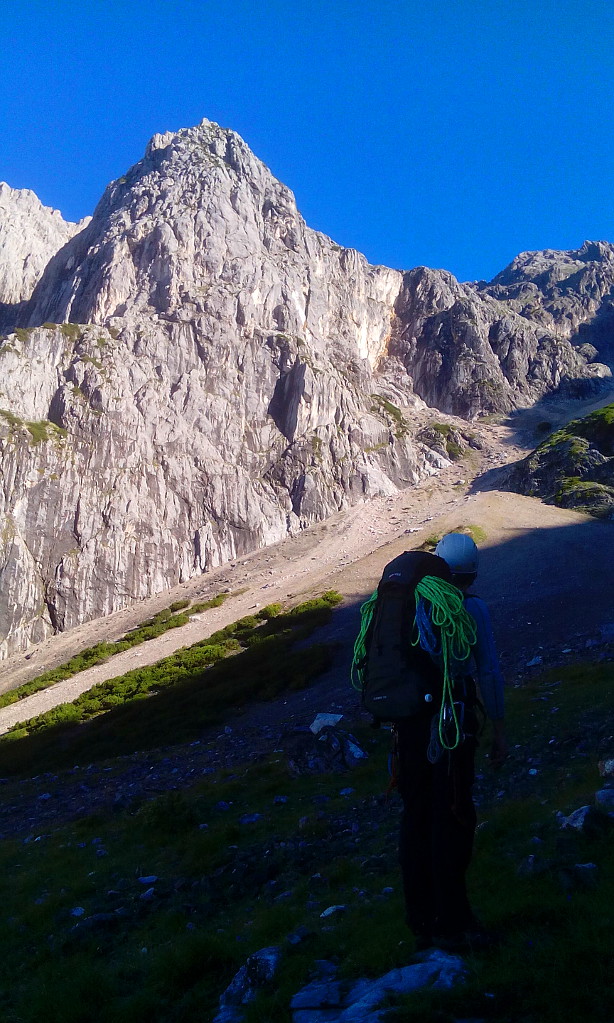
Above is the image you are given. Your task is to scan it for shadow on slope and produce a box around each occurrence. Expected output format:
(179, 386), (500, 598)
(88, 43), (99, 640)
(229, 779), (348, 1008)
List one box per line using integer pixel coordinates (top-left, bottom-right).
(1, 515), (612, 780)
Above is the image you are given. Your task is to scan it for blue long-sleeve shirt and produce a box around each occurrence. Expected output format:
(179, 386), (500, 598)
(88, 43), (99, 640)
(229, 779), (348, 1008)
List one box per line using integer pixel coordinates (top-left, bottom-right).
(461, 594), (505, 721)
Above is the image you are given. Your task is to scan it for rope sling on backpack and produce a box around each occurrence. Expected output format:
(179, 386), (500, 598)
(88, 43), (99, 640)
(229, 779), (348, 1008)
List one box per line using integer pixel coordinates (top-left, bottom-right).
(351, 551), (477, 758)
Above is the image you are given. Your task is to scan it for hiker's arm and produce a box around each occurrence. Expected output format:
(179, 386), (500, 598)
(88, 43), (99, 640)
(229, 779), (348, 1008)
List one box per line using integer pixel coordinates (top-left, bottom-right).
(464, 596), (505, 721)
(465, 597), (508, 767)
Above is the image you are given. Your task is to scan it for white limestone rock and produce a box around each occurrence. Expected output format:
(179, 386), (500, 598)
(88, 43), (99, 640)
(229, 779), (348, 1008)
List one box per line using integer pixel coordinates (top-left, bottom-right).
(0, 183), (89, 311)
(0, 119), (612, 655)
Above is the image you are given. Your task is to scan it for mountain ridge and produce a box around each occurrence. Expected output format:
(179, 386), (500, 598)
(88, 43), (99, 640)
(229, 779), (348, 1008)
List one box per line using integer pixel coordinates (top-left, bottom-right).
(0, 118), (613, 658)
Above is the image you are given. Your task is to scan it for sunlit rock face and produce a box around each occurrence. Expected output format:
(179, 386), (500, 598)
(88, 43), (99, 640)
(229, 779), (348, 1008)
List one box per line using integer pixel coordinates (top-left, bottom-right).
(0, 119), (611, 655)
(0, 183), (89, 327)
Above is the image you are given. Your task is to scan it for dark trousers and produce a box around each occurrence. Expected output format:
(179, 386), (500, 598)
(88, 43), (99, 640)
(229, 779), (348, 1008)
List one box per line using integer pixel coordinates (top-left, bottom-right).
(396, 710), (478, 939)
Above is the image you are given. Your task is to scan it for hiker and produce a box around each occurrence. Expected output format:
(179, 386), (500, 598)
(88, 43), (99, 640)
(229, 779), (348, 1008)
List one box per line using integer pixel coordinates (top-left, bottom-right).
(396, 532), (507, 951)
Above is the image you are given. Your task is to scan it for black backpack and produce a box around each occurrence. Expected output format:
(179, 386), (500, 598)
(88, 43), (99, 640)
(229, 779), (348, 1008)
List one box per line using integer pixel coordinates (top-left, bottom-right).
(354, 550), (453, 722)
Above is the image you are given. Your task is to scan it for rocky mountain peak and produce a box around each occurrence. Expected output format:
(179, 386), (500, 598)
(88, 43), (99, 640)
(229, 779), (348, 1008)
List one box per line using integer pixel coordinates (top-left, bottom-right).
(1, 119), (613, 658)
(25, 119), (323, 331)
(0, 183), (89, 311)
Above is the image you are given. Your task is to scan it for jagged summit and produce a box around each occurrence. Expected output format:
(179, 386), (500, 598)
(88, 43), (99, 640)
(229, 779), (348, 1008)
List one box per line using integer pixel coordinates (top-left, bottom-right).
(480, 239), (614, 338)
(0, 183), (89, 308)
(26, 118), (387, 340)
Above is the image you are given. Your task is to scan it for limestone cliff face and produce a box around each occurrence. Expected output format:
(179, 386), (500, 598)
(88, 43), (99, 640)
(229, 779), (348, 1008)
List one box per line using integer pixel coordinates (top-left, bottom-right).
(385, 263), (610, 418)
(0, 183), (89, 325)
(0, 122), (431, 656)
(0, 119), (613, 656)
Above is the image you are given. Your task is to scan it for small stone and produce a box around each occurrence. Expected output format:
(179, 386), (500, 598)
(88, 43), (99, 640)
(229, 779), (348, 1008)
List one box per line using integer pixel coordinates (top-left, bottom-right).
(309, 713), (343, 734)
(138, 875), (158, 884)
(240, 813), (263, 824)
(140, 887), (156, 900)
(70, 907), (85, 917)
(556, 806), (592, 830)
(598, 758), (614, 779)
(526, 656), (543, 667)
(320, 905), (347, 918)
(595, 788), (614, 812)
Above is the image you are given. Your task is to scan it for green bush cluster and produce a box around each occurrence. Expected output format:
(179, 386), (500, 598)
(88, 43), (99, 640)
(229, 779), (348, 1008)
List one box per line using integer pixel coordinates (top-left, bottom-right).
(370, 395), (409, 437)
(0, 591), (343, 772)
(430, 422), (463, 460)
(0, 593), (232, 711)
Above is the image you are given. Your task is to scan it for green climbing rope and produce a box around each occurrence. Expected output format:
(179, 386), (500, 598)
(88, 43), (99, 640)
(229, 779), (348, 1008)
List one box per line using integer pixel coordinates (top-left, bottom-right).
(413, 576), (477, 750)
(350, 590), (378, 690)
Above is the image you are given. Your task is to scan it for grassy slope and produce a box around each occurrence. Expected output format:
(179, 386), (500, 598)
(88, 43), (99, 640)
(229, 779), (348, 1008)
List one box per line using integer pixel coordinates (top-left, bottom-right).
(0, 622), (612, 1022)
(0, 594), (230, 711)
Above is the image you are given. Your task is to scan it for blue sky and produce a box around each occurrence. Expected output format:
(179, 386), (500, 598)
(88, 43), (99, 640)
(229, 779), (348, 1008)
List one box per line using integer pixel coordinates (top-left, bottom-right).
(2, 0), (613, 282)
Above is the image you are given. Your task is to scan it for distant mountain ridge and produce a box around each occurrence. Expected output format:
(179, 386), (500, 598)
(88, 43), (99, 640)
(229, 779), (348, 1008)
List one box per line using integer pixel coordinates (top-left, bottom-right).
(0, 118), (612, 657)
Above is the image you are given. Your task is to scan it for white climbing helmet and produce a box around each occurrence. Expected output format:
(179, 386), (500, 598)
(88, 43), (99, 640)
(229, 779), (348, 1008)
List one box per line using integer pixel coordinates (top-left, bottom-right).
(435, 532), (479, 574)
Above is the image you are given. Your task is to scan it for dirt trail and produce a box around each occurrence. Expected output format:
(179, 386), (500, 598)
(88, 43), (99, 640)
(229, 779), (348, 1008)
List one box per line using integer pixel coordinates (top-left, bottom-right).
(1, 390), (613, 737)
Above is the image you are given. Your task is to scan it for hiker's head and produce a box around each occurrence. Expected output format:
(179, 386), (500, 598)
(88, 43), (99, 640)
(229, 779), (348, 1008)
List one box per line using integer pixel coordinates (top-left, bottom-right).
(435, 533), (478, 590)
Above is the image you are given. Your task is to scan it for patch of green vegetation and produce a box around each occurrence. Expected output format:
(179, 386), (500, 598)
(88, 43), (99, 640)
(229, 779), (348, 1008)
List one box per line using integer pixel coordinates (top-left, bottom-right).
(60, 323), (82, 342)
(537, 403), (614, 459)
(370, 395), (408, 438)
(25, 420), (67, 445)
(0, 411), (67, 446)
(80, 355), (104, 370)
(426, 422), (464, 460)
(42, 322), (57, 330)
(0, 593), (234, 712)
(13, 327), (32, 342)
(459, 523), (487, 543)
(418, 533), (441, 552)
(554, 478), (614, 516)
(0, 591), (342, 773)
(0, 656), (611, 1022)
(0, 408), (24, 430)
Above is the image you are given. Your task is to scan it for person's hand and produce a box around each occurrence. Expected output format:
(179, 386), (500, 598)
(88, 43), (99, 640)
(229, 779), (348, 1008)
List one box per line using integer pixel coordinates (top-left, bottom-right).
(489, 722), (508, 769)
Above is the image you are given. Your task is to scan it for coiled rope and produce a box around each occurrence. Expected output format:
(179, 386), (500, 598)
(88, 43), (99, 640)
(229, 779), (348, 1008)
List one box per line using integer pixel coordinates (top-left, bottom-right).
(351, 590), (378, 690)
(413, 576), (477, 752)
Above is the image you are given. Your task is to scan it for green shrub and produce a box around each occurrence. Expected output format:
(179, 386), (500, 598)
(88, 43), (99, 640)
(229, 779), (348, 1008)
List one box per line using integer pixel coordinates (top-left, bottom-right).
(60, 323), (82, 342)
(0, 591), (343, 772)
(0, 596), (229, 711)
